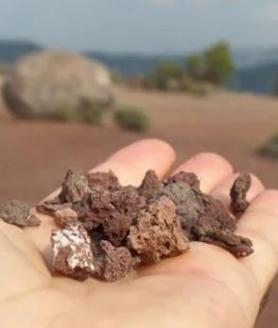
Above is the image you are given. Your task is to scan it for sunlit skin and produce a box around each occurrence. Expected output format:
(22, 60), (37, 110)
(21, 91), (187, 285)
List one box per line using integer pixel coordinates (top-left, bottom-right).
(0, 139), (277, 328)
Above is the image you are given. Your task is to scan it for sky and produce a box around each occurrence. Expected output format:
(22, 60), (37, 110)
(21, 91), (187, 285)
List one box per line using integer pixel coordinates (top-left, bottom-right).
(0, 0), (278, 54)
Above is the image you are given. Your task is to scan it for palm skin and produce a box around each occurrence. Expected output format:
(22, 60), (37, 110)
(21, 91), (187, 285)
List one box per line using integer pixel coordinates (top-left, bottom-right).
(1, 139), (277, 328)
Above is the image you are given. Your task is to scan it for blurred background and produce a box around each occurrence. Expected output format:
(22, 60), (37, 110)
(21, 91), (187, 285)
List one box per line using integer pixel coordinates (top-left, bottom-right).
(0, 1), (278, 326)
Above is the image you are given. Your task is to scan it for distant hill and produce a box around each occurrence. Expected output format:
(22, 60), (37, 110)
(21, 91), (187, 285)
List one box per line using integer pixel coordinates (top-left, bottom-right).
(231, 62), (278, 94)
(0, 40), (278, 94)
(232, 48), (278, 68)
(0, 40), (42, 63)
(86, 50), (278, 95)
(84, 51), (184, 76)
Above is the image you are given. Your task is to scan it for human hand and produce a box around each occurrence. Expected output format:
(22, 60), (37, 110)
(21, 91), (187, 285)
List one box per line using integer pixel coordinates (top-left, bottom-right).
(1, 139), (277, 328)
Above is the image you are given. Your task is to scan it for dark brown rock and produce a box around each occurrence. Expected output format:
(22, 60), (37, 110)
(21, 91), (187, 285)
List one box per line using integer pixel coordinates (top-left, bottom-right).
(110, 186), (146, 223)
(138, 170), (163, 199)
(166, 172), (200, 189)
(73, 190), (113, 231)
(0, 200), (41, 227)
(59, 168), (91, 203)
(161, 181), (203, 238)
(230, 173), (251, 215)
(200, 230), (253, 257)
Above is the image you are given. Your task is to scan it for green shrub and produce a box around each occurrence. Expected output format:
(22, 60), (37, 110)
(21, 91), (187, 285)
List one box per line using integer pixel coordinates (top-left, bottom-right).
(49, 98), (105, 125)
(51, 103), (78, 122)
(114, 106), (149, 132)
(111, 70), (123, 84)
(79, 106), (103, 125)
(149, 62), (183, 90)
(77, 99), (104, 125)
(258, 133), (278, 159)
(186, 55), (205, 81)
(181, 78), (208, 96)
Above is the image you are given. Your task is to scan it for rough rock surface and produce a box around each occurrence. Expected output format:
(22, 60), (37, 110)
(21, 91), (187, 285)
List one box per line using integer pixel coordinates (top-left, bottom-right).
(166, 172), (200, 189)
(59, 168), (91, 203)
(2, 51), (113, 118)
(88, 171), (120, 191)
(97, 240), (138, 282)
(0, 200), (41, 227)
(230, 173), (251, 215)
(128, 197), (189, 263)
(51, 223), (95, 281)
(138, 170), (163, 199)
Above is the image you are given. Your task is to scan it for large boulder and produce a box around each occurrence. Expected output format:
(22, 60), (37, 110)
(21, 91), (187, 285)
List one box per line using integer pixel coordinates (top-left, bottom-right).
(2, 51), (113, 118)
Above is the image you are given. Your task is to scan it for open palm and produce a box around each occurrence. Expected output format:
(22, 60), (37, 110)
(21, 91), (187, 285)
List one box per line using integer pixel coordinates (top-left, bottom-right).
(1, 139), (277, 328)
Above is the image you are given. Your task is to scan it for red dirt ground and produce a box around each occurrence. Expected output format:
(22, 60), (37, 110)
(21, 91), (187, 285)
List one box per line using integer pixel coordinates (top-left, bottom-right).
(1, 86), (278, 327)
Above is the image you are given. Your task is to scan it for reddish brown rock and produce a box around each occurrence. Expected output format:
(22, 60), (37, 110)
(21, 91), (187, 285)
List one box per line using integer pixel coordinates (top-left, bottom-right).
(97, 240), (138, 281)
(88, 171), (120, 191)
(230, 173), (251, 215)
(36, 202), (72, 216)
(51, 223), (95, 280)
(53, 207), (78, 228)
(128, 197), (189, 263)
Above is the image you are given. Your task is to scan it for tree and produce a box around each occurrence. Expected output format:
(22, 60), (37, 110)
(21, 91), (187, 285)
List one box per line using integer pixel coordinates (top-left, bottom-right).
(185, 41), (234, 85)
(203, 41), (234, 84)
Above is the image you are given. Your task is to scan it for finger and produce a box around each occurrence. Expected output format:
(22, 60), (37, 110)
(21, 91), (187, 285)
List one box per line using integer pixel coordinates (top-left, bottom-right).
(91, 139), (175, 186)
(45, 138), (176, 201)
(211, 172), (265, 208)
(237, 190), (278, 296)
(173, 153), (233, 193)
(25, 139), (176, 259)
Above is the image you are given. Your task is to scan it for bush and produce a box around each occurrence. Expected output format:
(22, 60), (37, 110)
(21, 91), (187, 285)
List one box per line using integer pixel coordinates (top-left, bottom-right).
(186, 55), (205, 81)
(79, 106), (103, 125)
(111, 70), (123, 84)
(114, 106), (149, 132)
(77, 98), (104, 125)
(181, 78), (209, 96)
(258, 134), (278, 159)
(50, 103), (78, 122)
(148, 62), (183, 90)
(49, 98), (105, 125)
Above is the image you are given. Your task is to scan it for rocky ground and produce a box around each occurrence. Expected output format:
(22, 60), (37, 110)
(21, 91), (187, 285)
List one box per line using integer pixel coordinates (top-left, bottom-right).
(0, 85), (278, 327)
